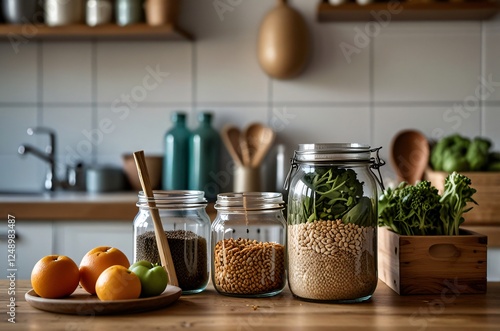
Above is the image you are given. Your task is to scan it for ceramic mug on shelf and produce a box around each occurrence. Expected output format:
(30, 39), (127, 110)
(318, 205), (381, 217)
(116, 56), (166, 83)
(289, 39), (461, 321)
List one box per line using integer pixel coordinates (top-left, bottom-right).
(144, 0), (179, 26)
(116, 0), (143, 26)
(45, 0), (85, 26)
(86, 0), (113, 26)
(2, 0), (38, 24)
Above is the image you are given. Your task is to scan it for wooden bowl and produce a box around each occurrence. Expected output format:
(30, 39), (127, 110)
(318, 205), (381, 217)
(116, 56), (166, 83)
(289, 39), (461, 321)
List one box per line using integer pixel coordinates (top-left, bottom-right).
(122, 154), (163, 191)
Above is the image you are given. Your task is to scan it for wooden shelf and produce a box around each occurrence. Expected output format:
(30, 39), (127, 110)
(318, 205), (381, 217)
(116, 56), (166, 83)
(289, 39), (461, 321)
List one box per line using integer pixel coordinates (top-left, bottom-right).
(0, 23), (194, 41)
(317, 1), (500, 22)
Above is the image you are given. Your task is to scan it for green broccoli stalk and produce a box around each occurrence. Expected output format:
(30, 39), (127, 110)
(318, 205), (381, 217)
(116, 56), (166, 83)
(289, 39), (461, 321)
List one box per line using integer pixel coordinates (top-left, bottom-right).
(378, 181), (442, 236)
(439, 172), (477, 235)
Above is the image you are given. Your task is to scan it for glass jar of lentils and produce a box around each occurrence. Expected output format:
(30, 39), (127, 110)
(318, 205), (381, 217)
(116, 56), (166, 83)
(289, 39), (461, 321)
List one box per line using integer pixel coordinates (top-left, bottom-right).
(285, 143), (385, 303)
(134, 190), (210, 295)
(212, 192), (286, 297)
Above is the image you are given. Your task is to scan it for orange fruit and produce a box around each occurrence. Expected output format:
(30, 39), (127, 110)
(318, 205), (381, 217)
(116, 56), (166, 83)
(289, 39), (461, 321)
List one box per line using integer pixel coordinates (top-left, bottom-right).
(95, 265), (141, 301)
(79, 246), (130, 295)
(31, 255), (80, 299)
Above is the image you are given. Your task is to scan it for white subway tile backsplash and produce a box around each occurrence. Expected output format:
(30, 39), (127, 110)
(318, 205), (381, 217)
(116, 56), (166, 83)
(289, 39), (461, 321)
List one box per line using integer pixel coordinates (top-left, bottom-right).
(373, 22), (481, 103)
(95, 106), (172, 161)
(272, 1), (370, 103)
(484, 106), (500, 147)
(0, 107), (38, 154)
(96, 42), (192, 104)
(0, 42), (38, 103)
(276, 106), (371, 159)
(0, 155), (42, 191)
(187, 0), (271, 103)
(484, 20), (500, 101)
(42, 42), (92, 104)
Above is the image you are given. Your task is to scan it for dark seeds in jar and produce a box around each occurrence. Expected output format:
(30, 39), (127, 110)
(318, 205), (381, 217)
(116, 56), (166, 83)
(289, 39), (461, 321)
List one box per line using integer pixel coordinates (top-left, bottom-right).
(136, 230), (208, 291)
(214, 238), (285, 295)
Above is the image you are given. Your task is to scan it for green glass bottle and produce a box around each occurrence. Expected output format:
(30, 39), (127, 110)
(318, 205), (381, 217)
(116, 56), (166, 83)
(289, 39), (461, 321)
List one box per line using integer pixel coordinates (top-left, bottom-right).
(163, 112), (190, 190)
(188, 112), (220, 201)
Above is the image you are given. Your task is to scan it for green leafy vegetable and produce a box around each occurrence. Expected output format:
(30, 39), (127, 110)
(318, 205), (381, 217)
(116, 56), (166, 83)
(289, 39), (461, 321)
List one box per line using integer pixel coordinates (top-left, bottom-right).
(341, 196), (374, 228)
(378, 181), (442, 235)
(289, 167), (372, 226)
(378, 172), (477, 236)
(430, 134), (496, 172)
(439, 172), (477, 235)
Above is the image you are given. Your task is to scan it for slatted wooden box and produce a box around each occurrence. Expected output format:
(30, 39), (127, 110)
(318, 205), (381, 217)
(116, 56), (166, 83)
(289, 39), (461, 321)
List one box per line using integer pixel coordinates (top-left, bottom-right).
(425, 169), (500, 226)
(378, 227), (487, 295)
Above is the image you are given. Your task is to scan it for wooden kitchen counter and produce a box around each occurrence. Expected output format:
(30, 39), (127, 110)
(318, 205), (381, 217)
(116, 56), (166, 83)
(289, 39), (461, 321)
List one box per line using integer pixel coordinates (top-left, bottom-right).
(3, 280), (499, 330)
(0, 192), (217, 221)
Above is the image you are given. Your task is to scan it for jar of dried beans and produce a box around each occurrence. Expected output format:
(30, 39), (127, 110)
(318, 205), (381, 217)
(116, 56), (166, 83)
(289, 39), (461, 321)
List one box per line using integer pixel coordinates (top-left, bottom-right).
(133, 190), (210, 294)
(284, 144), (385, 303)
(212, 192), (286, 297)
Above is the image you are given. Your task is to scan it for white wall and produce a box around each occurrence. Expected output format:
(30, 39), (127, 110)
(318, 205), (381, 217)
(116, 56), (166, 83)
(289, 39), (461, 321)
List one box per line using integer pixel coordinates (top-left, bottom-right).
(1, 0), (499, 192)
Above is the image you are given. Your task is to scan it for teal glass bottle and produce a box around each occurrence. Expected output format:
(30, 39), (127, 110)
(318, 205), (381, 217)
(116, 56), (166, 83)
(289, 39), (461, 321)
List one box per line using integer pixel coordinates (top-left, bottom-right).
(163, 112), (190, 190)
(188, 112), (220, 201)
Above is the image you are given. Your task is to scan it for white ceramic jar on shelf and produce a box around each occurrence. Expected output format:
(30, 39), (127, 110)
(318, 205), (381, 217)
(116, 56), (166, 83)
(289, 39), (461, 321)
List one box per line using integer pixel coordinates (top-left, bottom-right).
(45, 0), (85, 26)
(86, 0), (112, 26)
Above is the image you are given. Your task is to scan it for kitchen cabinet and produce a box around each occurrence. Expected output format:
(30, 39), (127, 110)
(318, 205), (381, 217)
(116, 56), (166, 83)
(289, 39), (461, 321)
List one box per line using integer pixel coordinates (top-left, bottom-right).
(317, 0), (500, 22)
(0, 221), (53, 280)
(0, 24), (193, 41)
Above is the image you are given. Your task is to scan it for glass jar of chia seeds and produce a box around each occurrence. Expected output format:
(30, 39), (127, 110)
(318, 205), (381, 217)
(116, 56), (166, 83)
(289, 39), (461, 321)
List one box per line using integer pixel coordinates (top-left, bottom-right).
(133, 190), (210, 295)
(284, 144), (385, 303)
(211, 192), (286, 298)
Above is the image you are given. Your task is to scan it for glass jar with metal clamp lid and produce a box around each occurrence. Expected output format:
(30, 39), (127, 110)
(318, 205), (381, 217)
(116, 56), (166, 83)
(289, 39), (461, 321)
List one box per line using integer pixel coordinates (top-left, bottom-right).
(284, 143), (385, 303)
(211, 192), (286, 297)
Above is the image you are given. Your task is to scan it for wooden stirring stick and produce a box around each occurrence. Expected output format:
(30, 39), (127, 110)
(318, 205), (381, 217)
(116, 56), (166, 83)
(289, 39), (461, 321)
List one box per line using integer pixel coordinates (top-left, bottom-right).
(133, 150), (179, 287)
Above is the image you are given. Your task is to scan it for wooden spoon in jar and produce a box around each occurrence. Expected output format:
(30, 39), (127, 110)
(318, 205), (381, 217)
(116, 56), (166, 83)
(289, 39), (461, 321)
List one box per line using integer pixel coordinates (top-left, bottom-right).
(221, 125), (244, 166)
(390, 130), (430, 185)
(133, 150), (179, 287)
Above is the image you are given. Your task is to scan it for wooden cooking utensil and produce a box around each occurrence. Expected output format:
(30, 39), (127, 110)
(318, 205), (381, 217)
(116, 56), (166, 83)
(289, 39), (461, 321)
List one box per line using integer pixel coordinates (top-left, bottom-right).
(257, 0), (310, 79)
(221, 125), (244, 166)
(133, 150), (179, 287)
(390, 130), (430, 185)
(249, 124), (275, 168)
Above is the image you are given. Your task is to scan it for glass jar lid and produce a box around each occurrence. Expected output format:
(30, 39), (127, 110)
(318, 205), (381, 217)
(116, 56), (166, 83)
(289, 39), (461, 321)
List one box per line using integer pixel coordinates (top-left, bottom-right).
(295, 143), (372, 162)
(137, 190), (207, 209)
(215, 192), (284, 211)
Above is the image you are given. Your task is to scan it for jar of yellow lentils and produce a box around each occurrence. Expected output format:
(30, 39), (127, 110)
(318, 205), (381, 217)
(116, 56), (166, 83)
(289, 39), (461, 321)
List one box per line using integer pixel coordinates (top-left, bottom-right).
(285, 143), (385, 303)
(211, 192), (286, 297)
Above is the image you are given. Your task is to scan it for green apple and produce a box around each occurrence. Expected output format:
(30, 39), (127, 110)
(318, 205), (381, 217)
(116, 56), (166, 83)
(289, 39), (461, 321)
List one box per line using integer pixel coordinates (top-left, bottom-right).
(129, 260), (169, 298)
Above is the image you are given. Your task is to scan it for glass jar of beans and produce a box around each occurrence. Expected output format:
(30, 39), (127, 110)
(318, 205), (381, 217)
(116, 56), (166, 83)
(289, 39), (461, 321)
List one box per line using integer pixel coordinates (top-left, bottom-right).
(285, 144), (385, 303)
(211, 192), (286, 297)
(133, 190), (210, 295)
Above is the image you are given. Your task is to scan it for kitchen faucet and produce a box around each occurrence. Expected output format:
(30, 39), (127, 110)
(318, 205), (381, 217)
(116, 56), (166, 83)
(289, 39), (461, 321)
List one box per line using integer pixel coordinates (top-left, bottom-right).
(18, 127), (58, 191)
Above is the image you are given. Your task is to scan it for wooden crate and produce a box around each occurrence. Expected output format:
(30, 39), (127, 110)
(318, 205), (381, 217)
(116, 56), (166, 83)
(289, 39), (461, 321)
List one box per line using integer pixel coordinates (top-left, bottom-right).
(425, 169), (500, 225)
(378, 227), (487, 295)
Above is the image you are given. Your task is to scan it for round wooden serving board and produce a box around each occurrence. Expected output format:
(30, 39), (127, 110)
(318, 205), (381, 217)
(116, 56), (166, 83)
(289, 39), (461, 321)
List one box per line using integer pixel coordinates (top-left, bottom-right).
(25, 285), (182, 315)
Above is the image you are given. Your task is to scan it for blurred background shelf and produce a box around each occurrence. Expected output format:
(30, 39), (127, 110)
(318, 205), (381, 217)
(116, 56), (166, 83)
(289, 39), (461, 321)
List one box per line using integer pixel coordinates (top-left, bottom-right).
(317, 1), (500, 22)
(0, 23), (194, 41)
